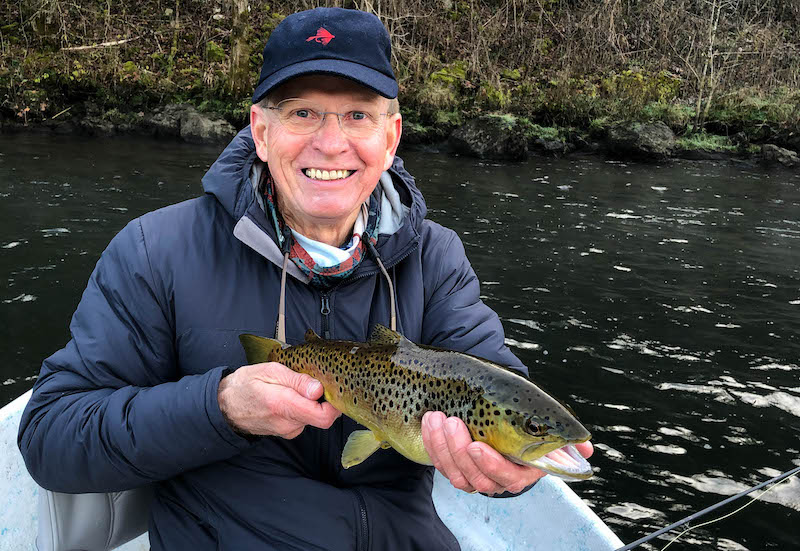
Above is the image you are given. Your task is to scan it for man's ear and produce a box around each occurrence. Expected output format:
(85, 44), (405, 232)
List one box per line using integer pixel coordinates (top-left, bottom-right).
(383, 112), (403, 171)
(251, 104), (269, 162)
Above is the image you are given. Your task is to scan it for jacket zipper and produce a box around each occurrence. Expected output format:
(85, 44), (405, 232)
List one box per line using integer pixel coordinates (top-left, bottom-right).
(351, 488), (369, 551)
(324, 237), (421, 298)
(319, 291), (333, 485)
(320, 293), (331, 340)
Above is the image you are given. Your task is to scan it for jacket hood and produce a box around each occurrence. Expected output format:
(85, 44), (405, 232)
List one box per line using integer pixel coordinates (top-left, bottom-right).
(201, 126), (427, 258)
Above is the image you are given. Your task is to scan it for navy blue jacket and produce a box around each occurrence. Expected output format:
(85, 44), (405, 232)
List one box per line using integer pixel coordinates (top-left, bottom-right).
(18, 128), (524, 550)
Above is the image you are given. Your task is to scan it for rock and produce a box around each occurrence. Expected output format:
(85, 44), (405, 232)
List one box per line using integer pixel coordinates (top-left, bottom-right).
(566, 131), (596, 152)
(449, 115), (528, 161)
(786, 133), (800, 152)
(606, 121), (676, 160)
(144, 104), (236, 144)
(533, 137), (572, 155)
(761, 144), (800, 168)
(77, 116), (116, 137)
(143, 104), (188, 138)
(180, 108), (236, 144)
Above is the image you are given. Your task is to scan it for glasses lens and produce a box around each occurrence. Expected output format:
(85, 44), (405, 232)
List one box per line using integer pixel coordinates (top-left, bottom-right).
(340, 109), (383, 138)
(275, 100), (320, 134)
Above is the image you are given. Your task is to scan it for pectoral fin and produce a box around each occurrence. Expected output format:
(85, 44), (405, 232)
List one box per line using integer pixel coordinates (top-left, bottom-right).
(342, 430), (386, 469)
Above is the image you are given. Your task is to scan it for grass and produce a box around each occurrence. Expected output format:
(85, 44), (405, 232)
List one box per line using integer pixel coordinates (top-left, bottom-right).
(676, 132), (738, 153)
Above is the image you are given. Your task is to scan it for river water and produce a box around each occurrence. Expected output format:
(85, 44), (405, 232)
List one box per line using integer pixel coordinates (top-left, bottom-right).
(2, 133), (799, 549)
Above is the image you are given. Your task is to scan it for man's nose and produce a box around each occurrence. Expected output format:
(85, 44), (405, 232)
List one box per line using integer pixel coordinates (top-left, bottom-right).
(311, 113), (349, 154)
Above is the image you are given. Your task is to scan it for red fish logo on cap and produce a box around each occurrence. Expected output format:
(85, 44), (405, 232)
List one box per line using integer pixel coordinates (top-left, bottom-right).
(306, 27), (335, 45)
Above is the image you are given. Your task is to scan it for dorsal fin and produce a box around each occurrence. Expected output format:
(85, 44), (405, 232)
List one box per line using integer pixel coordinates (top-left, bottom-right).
(368, 324), (410, 346)
(305, 329), (322, 342)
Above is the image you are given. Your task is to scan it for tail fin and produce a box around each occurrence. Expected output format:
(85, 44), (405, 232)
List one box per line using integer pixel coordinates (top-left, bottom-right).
(239, 334), (284, 364)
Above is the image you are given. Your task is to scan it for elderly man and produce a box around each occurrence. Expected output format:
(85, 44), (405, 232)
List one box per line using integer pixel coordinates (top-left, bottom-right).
(19, 7), (590, 550)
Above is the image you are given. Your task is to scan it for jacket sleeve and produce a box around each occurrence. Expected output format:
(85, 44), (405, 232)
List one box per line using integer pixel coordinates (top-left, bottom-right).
(18, 218), (253, 493)
(420, 224), (527, 375)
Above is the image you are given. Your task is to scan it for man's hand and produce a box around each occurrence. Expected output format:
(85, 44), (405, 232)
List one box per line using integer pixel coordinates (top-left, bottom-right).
(218, 363), (341, 439)
(421, 411), (594, 495)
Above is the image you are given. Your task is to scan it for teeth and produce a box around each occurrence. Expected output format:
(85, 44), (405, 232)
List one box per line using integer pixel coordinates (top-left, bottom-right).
(305, 169), (351, 180)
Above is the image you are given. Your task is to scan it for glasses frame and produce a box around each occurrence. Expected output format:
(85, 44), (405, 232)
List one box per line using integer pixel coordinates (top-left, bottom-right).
(266, 98), (392, 138)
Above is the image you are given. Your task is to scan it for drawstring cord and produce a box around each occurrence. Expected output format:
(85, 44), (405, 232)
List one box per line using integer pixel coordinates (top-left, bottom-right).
(274, 233), (397, 341)
(276, 227), (292, 342)
(277, 252), (288, 342)
(366, 241), (396, 332)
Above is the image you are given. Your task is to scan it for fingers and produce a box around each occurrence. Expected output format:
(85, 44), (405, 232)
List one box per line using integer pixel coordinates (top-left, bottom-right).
(422, 412), (501, 495)
(422, 412), (470, 490)
(576, 441), (594, 459)
(249, 362), (324, 399)
(443, 418), (503, 495)
(422, 411), (546, 496)
(219, 363), (341, 439)
(274, 385), (341, 430)
(466, 442), (545, 494)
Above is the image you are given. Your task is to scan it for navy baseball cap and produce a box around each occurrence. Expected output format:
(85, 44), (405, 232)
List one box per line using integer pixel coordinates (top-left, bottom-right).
(252, 7), (398, 104)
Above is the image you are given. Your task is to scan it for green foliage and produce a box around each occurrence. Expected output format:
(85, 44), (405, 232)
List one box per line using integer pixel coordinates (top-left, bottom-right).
(517, 118), (564, 141)
(434, 109), (463, 127)
(206, 41), (226, 63)
(417, 61), (468, 111)
(639, 102), (695, 129)
(676, 132), (737, 152)
(430, 61), (467, 84)
(480, 82), (512, 109)
(708, 88), (800, 129)
(598, 70), (682, 116)
(500, 68), (522, 81)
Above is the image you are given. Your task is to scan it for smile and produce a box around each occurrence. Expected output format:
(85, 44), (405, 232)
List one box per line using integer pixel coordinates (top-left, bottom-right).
(303, 168), (354, 181)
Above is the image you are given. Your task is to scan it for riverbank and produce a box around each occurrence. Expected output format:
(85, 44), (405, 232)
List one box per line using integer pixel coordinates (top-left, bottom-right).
(2, 1), (798, 166)
(2, 100), (799, 169)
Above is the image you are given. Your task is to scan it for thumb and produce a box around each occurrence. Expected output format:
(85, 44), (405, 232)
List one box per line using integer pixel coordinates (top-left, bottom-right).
(254, 362), (323, 399)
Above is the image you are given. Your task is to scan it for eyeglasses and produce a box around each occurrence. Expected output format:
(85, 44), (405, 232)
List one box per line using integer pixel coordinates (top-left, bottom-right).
(267, 98), (391, 138)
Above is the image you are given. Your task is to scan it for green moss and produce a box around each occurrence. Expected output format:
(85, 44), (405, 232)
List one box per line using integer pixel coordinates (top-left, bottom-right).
(485, 113), (517, 129)
(516, 117), (564, 141)
(640, 102), (694, 129)
(676, 132), (737, 153)
(480, 82), (512, 109)
(430, 61), (467, 85)
(433, 109), (463, 127)
(206, 41), (225, 63)
(500, 68), (522, 81)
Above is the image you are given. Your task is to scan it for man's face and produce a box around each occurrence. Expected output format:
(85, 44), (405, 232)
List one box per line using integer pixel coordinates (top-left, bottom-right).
(251, 75), (402, 239)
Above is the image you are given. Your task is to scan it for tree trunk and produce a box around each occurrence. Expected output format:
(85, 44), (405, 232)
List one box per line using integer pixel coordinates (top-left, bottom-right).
(229, 0), (251, 98)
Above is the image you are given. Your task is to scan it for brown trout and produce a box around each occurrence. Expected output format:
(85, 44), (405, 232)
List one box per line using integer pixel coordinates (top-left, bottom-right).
(239, 325), (592, 479)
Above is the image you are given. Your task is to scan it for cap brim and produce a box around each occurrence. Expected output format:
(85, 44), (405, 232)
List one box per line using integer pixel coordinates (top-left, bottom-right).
(252, 59), (398, 104)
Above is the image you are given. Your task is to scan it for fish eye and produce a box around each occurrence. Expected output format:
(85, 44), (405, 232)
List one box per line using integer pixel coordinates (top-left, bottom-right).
(525, 418), (548, 437)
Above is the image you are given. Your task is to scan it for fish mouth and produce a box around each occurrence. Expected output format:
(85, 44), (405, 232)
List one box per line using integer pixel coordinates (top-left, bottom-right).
(530, 445), (593, 480)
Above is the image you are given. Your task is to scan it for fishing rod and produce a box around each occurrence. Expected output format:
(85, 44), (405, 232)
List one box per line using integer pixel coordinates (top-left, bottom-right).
(615, 464), (800, 551)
